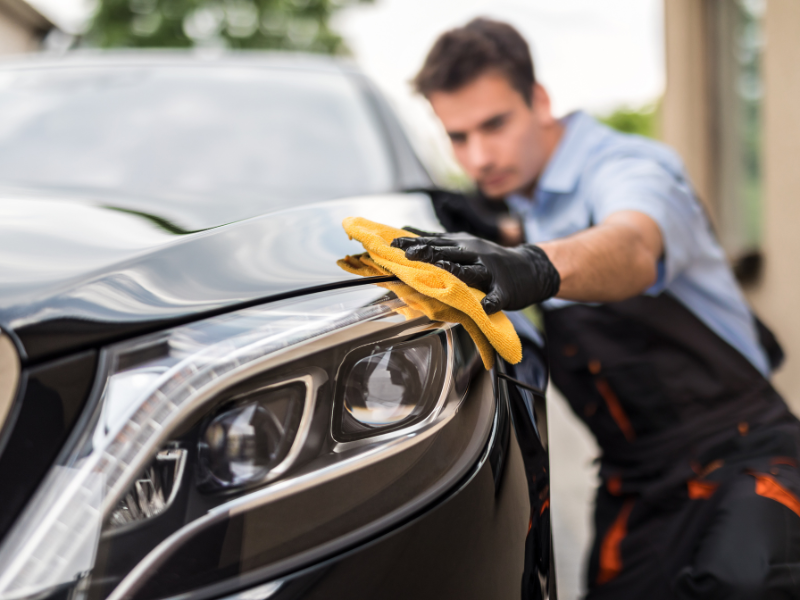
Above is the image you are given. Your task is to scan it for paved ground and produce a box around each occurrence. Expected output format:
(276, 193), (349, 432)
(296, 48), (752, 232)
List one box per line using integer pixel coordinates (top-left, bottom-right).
(546, 388), (600, 600)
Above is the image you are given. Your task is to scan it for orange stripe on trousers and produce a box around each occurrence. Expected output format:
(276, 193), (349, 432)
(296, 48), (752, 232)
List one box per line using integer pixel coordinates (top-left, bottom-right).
(687, 479), (719, 500)
(751, 472), (800, 518)
(597, 499), (635, 585)
(594, 378), (636, 442)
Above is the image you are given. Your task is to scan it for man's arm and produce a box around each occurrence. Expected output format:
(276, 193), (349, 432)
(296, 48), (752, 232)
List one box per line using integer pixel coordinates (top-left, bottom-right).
(538, 210), (664, 303)
(392, 209), (665, 314)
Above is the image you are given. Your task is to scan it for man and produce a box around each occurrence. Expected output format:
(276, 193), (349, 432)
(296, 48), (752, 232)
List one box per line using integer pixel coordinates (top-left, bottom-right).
(393, 18), (800, 599)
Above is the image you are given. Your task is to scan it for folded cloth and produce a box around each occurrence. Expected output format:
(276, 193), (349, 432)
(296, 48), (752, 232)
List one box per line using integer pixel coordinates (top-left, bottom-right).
(337, 216), (522, 369)
(339, 253), (498, 368)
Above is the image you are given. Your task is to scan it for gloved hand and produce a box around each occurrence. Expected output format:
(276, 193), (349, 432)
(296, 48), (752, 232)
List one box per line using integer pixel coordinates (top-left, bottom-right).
(391, 228), (561, 314)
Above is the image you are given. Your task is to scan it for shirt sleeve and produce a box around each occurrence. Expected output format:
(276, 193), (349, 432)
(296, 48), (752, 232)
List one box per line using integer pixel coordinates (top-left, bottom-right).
(588, 156), (707, 294)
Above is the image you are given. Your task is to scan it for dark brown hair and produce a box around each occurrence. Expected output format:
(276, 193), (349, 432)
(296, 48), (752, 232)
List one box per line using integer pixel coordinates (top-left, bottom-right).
(413, 18), (536, 105)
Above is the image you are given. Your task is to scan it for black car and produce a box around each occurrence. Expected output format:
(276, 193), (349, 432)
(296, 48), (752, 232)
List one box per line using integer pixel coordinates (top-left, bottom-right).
(0, 53), (554, 600)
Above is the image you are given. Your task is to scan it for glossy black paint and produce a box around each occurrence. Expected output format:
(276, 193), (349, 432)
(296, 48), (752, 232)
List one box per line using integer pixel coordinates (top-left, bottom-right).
(0, 350), (97, 540)
(0, 194), (442, 364)
(212, 454), (531, 600)
(500, 366), (555, 600)
(489, 366), (512, 494)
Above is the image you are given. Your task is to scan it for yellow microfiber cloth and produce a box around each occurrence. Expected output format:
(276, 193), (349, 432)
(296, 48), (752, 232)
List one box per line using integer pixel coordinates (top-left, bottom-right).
(337, 217), (522, 369)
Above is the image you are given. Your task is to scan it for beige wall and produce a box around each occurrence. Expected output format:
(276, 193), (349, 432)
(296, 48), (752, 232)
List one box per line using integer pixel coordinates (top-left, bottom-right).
(0, 0), (51, 56)
(747, 0), (800, 407)
(662, 0), (715, 215)
(0, 9), (40, 54)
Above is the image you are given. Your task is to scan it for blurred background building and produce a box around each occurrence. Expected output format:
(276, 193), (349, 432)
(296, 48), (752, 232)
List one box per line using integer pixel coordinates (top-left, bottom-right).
(0, 0), (55, 55)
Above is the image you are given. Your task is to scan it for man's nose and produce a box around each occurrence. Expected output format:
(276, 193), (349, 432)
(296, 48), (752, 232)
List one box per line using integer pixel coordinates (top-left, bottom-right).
(466, 135), (493, 172)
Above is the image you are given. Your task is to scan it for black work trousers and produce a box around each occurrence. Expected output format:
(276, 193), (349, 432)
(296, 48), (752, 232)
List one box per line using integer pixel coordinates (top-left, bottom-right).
(586, 429), (800, 599)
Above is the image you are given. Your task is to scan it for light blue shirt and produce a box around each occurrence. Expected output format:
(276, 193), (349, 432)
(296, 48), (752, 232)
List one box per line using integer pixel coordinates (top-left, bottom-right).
(506, 111), (770, 375)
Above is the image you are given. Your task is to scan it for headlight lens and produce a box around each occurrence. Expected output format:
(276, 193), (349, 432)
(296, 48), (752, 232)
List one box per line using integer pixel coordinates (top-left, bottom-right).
(0, 285), (487, 600)
(198, 381), (306, 489)
(339, 335), (444, 436)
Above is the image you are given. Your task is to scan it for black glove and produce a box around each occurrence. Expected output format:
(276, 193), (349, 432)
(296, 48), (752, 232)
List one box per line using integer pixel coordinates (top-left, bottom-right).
(392, 229), (561, 315)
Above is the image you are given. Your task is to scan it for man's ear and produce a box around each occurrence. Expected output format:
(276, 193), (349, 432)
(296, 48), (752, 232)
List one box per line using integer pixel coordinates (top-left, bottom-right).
(532, 83), (555, 124)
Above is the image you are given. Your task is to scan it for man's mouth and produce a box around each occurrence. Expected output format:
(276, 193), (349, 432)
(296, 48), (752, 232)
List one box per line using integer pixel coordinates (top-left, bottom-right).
(480, 171), (513, 190)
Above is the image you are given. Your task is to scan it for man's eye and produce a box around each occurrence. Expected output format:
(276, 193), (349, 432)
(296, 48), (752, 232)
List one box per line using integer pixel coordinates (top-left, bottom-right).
(483, 117), (506, 132)
(448, 133), (467, 145)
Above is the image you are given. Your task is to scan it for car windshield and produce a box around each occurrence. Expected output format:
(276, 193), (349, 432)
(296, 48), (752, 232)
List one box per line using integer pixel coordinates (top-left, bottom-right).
(0, 63), (395, 229)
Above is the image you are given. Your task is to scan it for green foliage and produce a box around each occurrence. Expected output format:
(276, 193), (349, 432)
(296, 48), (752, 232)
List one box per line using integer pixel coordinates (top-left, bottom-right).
(85, 0), (371, 54)
(598, 102), (660, 139)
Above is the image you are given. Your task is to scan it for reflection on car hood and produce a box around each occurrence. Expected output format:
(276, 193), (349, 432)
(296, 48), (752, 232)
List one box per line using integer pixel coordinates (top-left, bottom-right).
(0, 192), (440, 363)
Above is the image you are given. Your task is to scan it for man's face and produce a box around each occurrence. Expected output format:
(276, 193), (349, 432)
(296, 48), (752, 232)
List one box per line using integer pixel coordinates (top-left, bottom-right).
(428, 72), (556, 198)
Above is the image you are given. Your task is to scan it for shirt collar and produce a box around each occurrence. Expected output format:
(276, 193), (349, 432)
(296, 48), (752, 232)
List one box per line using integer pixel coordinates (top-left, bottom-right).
(537, 111), (605, 195)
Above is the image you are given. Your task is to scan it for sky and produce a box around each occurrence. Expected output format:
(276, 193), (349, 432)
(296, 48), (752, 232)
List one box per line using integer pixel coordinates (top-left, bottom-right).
(27, 0), (665, 177)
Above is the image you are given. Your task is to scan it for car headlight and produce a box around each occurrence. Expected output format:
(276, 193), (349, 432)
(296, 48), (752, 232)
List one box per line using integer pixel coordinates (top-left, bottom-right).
(0, 285), (490, 600)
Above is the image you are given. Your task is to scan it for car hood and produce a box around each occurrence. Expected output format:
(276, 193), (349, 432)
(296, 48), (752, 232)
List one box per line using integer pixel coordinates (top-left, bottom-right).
(0, 193), (440, 363)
